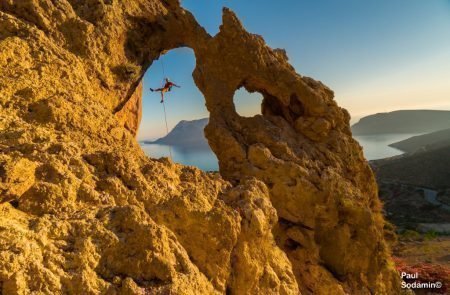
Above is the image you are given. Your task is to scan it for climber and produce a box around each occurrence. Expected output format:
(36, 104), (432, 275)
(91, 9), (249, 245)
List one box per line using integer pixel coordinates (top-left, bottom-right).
(150, 78), (180, 103)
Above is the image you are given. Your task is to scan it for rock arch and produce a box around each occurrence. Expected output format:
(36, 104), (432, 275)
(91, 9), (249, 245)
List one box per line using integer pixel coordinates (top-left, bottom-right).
(0, 1), (400, 294)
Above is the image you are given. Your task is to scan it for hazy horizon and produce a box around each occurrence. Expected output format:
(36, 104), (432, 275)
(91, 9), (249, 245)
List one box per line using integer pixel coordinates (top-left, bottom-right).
(138, 0), (450, 140)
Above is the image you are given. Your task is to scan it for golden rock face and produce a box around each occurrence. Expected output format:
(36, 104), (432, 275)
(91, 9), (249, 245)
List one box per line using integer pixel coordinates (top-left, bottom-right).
(0, 1), (399, 294)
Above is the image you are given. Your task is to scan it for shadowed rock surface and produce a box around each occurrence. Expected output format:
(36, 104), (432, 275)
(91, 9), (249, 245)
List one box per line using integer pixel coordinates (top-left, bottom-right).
(0, 0), (399, 294)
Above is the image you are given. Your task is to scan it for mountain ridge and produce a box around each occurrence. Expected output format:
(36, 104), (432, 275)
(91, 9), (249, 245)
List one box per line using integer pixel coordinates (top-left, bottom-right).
(389, 128), (450, 153)
(144, 118), (209, 147)
(352, 110), (450, 135)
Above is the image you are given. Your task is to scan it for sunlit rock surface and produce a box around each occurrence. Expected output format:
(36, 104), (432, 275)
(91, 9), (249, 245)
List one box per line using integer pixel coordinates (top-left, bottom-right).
(0, 0), (399, 294)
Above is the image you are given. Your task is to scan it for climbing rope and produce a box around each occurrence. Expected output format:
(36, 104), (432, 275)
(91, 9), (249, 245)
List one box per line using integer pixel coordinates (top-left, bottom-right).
(160, 57), (173, 160)
(161, 100), (173, 160)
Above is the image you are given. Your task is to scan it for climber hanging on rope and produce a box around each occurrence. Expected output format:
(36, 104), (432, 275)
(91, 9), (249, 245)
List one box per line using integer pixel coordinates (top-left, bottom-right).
(150, 78), (180, 103)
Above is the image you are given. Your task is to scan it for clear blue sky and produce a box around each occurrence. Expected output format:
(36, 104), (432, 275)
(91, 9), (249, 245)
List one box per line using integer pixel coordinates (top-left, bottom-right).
(139, 0), (450, 140)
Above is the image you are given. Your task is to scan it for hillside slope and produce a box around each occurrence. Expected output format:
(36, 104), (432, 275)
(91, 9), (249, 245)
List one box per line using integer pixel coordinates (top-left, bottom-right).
(352, 110), (450, 135)
(373, 147), (450, 189)
(389, 128), (450, 153)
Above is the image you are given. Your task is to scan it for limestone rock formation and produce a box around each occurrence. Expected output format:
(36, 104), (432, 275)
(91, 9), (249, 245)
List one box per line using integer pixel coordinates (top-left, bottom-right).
(0, 0), (400, 294)
(115, 82), (143, 137)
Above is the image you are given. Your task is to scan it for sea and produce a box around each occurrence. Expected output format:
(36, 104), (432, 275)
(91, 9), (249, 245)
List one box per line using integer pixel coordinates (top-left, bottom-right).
(140, 133), (420, 172)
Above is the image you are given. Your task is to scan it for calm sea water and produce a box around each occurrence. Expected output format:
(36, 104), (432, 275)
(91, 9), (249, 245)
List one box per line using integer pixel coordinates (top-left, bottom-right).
(140, 133), (420, 171)
(353, 133), (420, 160)
(140, 144), (219, 171)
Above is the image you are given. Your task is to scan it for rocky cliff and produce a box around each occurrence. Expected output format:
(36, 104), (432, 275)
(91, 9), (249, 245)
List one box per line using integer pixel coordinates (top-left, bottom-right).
(0, 1), (400, 294)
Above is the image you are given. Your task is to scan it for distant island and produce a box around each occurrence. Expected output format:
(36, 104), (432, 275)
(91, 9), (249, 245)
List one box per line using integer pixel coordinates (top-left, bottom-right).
(351, 110), (450, 135)
(142, 118), (209, 147)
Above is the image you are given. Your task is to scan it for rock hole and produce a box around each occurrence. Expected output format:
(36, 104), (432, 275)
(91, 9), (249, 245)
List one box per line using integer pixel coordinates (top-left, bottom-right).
(138, 47), (218, 171)
(233, 87), (264, 118)
(9, 199), (19, 208)
(285, 238), (303, 251)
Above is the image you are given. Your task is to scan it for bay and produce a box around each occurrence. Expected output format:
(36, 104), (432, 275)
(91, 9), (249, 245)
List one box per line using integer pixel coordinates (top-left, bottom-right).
(140, 133), (421, 171)
(140, 143), (219, 171)
(353, 133), (420, 160)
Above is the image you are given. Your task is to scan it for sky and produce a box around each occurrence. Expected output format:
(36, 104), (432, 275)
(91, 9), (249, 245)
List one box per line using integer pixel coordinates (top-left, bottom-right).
(138, 0), (450, 140)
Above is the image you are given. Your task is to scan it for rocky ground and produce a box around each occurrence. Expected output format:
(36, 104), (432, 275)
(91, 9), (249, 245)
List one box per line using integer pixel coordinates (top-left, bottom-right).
(395, 236), (450, 267)
(379, 182), (450, 231)
(393, 235), (450, 295)
(377, 182), (450, 294)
